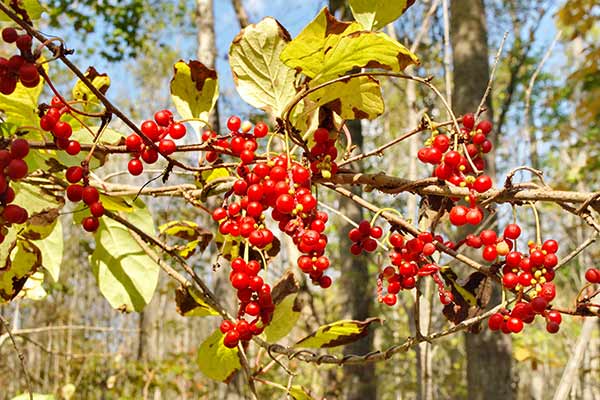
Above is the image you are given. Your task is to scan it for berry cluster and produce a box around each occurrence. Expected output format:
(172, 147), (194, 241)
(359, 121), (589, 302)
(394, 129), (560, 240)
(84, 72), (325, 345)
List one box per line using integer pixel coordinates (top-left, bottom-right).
(488, 302), (562, 334)
(348, 220), (382, 255)
(125, 109), (187, 176)
(220, 257), (274, 348)
(0, 28), (39, 95)
(39, 96), (81, 155)
(65, 166), (104, 232)
(309, 128), (338, 178)
(201, 116), (267, 164)
(378, 231), (452, 306)
(585, 268), (600, 284)
(0, 139), (31, 242)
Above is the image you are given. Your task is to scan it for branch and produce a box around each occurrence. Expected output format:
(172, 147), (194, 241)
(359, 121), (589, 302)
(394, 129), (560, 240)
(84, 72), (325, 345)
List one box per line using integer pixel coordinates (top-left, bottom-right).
(0, 315), (33, 400)
(231, 0), (250, 28)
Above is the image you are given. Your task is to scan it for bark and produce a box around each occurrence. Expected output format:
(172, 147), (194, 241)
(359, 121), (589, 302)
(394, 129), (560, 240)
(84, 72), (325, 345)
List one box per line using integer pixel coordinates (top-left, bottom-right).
(450, 1), (514, 399)
(195, 0), (220, 132)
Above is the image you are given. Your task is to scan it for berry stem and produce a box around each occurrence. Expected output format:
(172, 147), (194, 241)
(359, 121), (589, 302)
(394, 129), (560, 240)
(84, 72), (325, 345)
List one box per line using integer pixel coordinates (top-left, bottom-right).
(370, 207), (404, 227)
(527, 201), (542, 245)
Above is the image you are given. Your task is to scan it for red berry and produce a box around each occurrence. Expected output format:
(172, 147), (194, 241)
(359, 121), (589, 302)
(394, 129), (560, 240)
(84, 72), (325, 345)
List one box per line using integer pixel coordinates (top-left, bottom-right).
(476, 120), (493, 135)
(275, 194), (295, 214)
(506, 317), (523, 333)
(546, 321), (560, 334)
(542, 239), (559, 254)
(480, 230), (497, 246)
(153, 109), (172, 126)
(432, 134), (450, 152)
(253, 122), (268, 138)
(19, 63), (39, 82)
(383, 293), (397, 306)
(488, 313), (504, 331)
(584, 268), (600, 284)
(128, 159), (143, 176)
(313, 128), (329, 144)
(319, 275), (332, 288)
(15, 34), (32, 52)
(65, 166), (83, 183)
(6, 159), (28, 180)
(502, 272), (518, 289)
(168, 123), (186, 139)
(52, 121), (72, 139)
(141, 147), (158, 164)
(126, 134), (143, 152)
(227, 116), (241, 132)
(482, 245), (497, 261)
(2, 204), (27, 224)
(82, 186), (100, 205)
(223, 329), (240, 348)
(10, 139), (29, 159)
(473, 174), (492, 193)
(158, 139), (176, 155)
(90, 202), (105, 218)
(466, 207), (483, 225)
(503, 224), (521, 240)
(66, 141), (81, 155)
(220, 320), (234, 333)
(462, 113), (475, 130)
(82, 216), (99, 232)
(2, 28), (18, 43)
(546, 310), (561, 324)
(530, 297), (548, 314)
(449, 205), (468, 226)
(66, 184), (83, 202)
(141, 120), (160, 141)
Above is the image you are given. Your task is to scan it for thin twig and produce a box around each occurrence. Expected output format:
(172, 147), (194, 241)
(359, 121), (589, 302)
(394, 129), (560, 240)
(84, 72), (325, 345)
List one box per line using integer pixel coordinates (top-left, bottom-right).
(0, 315), (34, 400)
(475, 31), (508, 119)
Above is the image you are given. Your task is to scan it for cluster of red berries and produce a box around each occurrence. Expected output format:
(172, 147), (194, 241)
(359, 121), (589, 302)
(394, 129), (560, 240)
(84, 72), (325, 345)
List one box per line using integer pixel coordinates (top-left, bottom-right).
(125, 110), (187, 176)
(378, 231), (452, 306)
(309, 128), (338, 178)
(418, 113), (493, 187)
(39, 96), (81, 155)
(488, 301), (562, 334)
(449, 201), (484, 226)
(65, 166), (104, 232)
(220, 257), (274, 348)
(201, 116), (267, 164)
(348, 220), (382, 254)
(0, 139), (31, 242)
(585, 268), (600, 284)
(0, 28), (40, 95)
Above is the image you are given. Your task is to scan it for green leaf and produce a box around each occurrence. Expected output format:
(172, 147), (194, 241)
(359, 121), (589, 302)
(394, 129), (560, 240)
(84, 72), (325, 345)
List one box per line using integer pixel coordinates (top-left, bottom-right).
(295, 318), (381, 348)
(229, 17), (297, 118)
(175, 285), (219, 317)
(349, 0), (415, 31)
(11, 181), (64, 241)
(0, 239), (42, 302)
(289, 386), (315, 400)
(72, 66), (110, 107)
(305, 75), (384, 120)
(281, 8), (362, 78)
(197, 329), (241, 382)
(0, 0), (44, 21)
(33, 219), (63, 282)
(312, 30), (419, 84)
(170, 60), (218, 135)
(90, 216), (159, 312)
(71, 127), (124, 145)
(200, 167), (230, 184)
(264, 270), (301, 342)
(98, 194), (134, 213)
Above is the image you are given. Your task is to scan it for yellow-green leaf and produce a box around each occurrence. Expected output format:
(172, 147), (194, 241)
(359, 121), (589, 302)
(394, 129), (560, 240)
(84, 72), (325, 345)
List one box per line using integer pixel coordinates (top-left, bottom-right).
(0, 61), (46, 126)
(170, 60), (218, 135)
(18, 271), (47, 301)
(295, 318), (381, 348)
(289, 386), (315, 400)
(349, 0), (415, 31)
(175, 285), (218, 317)
(0, 0), (44, 21)
(72, 66), (110, 107)
(312, 30), (419, 84)
(33, 219), (63, 282)
(305, 75), (384, 120)
(264, 294), (302, 342)
(197, 329), (241, 382)
(99, 194), (134, 213)
(0, 240), (42, 302)
(200, 167), (230, 184)
(91, 216), (159, 312)
(281, 8), (362, 78)
(229, 17), (297, 118)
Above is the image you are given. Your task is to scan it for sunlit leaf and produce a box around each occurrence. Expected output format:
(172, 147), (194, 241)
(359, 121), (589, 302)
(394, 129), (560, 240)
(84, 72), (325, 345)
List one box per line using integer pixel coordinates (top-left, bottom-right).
(197, 329), (241, 382)
(18, 271), (47, 301)
(229, 17), (297, 118)
(33, 219), (62, 282)
(0, 239), (42, 302)
(305, 75), (384, 120)
(170, 60), (218, 135)
(72, 66), (110, 107)
(295, 318), (381, 348)
(0, 0), (44, 21)
(349, 0), (415, 31)
(10, 393), (55, 400)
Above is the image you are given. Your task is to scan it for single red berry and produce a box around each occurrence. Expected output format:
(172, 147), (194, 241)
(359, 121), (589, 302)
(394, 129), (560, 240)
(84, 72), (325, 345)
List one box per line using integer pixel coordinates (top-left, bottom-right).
(383, 293), (397, 306)
(52, 121), (72, 139)
(126, 134), (143, 152)
(141, 120), (160, 141)
(482, 245), (498, 261)
(531, 297), (548, 314)
(546, 310), (562, 324)
(153, 109), (172, 126)
(253, 122), (268, 138)
(476, 120), (493, 135)
(66, 184), (83, 202)
(432, 134), (450, 152)
(488, 313), (504, 331)
(158, 139), (176, 155)
(127, 159), (143, 176)
(480, 230), (497, 246)
(542, 239), (559, 254)
(82, 186), (100, 205)
(462, 113), (475, 130)
(473, 175), (492, 193)
(10, 139), (29, 159)
(546, 321), (560, 334)
(82, 216), (99, 232)
(319, 275), (332, 288)
(15, 34), (32, 52)
(2, 204), (27, 224)
(503, 224), (521, 240)
(466, 207), (483, 225)
(6, 159), (28, 180)
(223, 329), (240, 348)
(19, 63), (39, 82)
(90, 201), (105, 218)
(502, 272), (519, 289)
(168, 123), (186, 139)
(66, 140), (81, 155)
(65, 166), (84, 183)
(2, 28), (18, 43)
(227, 116), (241, 132)
(506, 317), (523, 333)
(449, 205), (468, 226)
(141, 147), (158, 164)
(220, 320), (234, 333)
(584, 268), (600, 284)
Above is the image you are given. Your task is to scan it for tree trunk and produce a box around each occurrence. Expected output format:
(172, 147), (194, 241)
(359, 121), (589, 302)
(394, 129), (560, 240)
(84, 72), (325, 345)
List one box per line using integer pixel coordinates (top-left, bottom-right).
(450, 1), (514, 399)
(196, 0), (220, 132)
